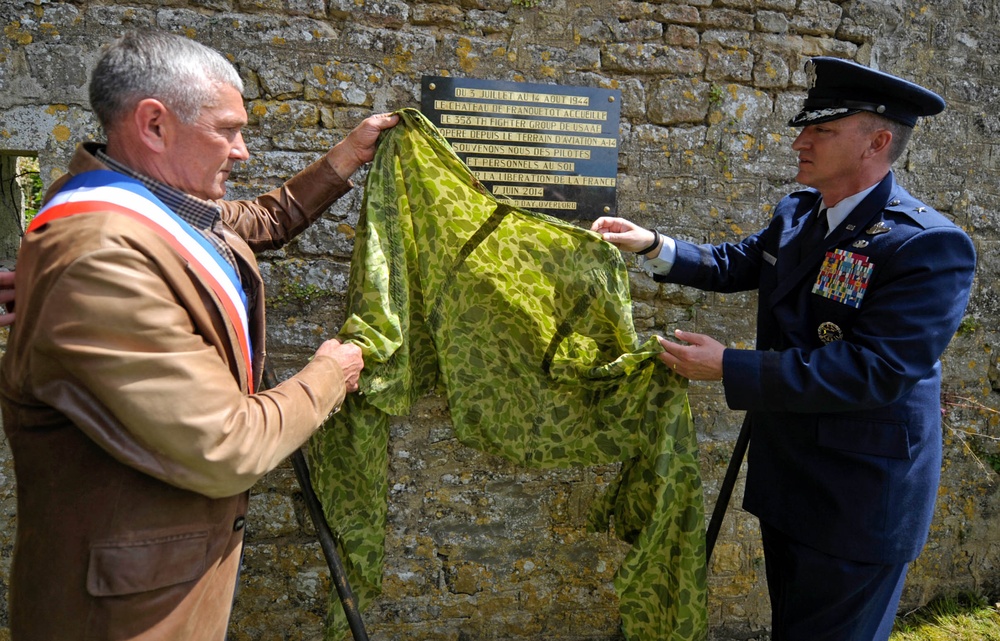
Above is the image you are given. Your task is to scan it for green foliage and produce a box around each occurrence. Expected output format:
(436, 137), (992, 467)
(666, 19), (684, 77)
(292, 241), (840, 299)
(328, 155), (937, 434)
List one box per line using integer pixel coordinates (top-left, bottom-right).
(891, 592), (1000, 640)
(956, 315), (979, 337)
(708, 84), (725, 106)
(16, 156), (43, 225)
(511, 0), (539, 6)
(272, 280), (332, 306)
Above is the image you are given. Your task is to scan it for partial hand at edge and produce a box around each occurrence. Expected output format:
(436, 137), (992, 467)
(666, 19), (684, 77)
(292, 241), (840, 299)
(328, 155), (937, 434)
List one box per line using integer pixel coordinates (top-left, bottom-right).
(0, 270), (15, 327)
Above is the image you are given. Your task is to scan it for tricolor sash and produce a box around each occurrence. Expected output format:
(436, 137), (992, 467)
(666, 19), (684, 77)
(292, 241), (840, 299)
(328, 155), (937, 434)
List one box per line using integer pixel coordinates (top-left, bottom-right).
(29, 170), (254, 393)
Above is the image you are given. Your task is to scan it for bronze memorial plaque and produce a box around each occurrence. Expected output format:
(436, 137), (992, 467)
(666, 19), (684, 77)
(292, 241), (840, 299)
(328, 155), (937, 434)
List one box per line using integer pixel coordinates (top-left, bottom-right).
(420, 76), (621, 220)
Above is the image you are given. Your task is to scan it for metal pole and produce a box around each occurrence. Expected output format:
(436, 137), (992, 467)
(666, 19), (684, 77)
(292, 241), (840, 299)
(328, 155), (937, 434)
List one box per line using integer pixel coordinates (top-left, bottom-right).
(263, 365), (370, 641)
(705, 414), (751, 563)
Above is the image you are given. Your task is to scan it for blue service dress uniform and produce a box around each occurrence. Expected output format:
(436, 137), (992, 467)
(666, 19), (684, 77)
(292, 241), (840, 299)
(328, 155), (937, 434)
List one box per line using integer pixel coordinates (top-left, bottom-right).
(643, 53), (976, 641)
(657, 171), (975, 567)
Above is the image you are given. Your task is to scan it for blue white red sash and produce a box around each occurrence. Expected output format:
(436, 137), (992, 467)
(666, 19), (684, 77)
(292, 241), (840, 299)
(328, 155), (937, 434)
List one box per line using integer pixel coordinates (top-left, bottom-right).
(28, 170), (254, 392)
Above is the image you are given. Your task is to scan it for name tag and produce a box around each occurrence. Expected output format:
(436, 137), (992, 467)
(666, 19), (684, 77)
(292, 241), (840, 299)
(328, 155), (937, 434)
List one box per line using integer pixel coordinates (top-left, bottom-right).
(812, 249), (874, 309)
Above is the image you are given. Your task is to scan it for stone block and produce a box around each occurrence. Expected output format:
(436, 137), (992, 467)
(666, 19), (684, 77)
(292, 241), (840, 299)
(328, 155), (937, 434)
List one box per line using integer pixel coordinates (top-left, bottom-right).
(647, 77), (711, 125)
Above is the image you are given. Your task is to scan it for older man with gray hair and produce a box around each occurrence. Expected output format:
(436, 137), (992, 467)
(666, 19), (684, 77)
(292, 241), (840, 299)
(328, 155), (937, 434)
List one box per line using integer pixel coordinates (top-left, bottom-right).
(0, 29), (397, 640)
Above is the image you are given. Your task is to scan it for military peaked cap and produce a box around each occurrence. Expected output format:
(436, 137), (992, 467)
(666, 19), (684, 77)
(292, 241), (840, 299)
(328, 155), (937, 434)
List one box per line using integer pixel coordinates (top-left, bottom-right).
(788, 57), (945, 128)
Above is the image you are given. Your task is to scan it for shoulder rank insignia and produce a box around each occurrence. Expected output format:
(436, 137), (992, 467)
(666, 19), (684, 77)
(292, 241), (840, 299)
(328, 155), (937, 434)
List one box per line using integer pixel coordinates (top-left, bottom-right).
(818, 321), (843, 344)
(812, 249), (874, 309)
(866, 221), (892, 235)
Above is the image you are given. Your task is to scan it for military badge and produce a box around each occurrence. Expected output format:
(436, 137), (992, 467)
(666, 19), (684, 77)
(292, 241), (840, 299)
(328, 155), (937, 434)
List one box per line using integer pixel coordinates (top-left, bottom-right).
(852, 240), (869, 248)
(817, 321), (843, 344)
(812, 249), (874, 309)
(866, 221), (892, 235)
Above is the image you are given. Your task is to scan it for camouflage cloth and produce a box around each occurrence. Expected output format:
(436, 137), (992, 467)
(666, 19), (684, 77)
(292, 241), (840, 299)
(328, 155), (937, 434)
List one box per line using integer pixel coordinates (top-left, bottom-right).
(308, 108), (707, 640)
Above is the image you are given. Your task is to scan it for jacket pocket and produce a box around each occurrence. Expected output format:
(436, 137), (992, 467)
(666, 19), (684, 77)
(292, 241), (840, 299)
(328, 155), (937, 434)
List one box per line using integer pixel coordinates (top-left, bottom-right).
(816, 417), (911, 460)
(87, 530), (209, 597)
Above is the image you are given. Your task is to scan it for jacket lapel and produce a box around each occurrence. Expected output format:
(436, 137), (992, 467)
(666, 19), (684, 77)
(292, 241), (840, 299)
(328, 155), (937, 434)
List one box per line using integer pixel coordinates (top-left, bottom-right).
(779, 202), (819, 283)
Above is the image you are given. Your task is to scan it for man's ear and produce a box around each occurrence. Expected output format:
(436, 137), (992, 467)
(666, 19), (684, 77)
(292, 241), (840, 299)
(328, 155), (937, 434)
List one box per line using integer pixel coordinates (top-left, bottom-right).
(132, 98), (170, 153)
(866, 128), (893, 158)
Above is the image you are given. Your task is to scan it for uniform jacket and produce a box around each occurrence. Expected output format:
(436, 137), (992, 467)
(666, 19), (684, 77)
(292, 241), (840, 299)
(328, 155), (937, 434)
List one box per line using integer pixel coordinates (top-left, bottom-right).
(0, 143), (352, 640)
(657, 171), (976, 564)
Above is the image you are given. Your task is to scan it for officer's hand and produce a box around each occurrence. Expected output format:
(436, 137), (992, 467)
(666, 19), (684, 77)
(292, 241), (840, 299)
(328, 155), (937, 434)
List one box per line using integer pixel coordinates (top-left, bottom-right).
(657, 329), (725, 381)
(591, 217), (660, 255)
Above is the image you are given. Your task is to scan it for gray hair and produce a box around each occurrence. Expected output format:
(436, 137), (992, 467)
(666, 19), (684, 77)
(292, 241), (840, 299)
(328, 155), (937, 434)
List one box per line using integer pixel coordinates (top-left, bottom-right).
(89, 29), (244, 132)
(856, 111), (913, 165)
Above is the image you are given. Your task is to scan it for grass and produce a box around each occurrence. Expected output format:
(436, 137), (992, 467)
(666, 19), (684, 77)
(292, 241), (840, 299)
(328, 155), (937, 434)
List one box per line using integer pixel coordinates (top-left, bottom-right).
(890, 593), (1000, 641)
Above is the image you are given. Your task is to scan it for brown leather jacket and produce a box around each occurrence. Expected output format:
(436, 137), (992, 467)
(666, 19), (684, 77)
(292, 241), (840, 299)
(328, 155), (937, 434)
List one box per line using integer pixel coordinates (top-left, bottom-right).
(0, 144), (352, 640)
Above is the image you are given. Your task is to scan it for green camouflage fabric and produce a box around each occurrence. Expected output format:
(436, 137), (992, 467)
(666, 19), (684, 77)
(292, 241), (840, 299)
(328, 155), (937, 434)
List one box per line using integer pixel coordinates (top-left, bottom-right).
(308, 108), (707, 641)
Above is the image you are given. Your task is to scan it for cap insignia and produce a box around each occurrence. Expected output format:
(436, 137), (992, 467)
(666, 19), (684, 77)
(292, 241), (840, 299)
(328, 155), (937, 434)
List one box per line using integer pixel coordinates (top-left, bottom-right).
(806, 61), (818, 89)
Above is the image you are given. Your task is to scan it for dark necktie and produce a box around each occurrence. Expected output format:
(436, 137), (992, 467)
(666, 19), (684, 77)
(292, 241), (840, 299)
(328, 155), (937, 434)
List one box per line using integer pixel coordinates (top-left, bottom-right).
(799, 208), (828, 260)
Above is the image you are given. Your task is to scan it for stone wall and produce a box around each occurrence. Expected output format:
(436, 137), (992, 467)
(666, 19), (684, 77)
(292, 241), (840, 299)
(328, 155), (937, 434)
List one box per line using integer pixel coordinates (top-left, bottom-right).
(1, 1), (998, 640)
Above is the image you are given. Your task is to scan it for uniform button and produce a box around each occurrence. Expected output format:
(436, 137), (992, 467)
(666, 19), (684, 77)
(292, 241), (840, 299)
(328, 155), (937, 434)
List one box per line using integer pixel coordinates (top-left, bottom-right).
(233, 516), (246, 531)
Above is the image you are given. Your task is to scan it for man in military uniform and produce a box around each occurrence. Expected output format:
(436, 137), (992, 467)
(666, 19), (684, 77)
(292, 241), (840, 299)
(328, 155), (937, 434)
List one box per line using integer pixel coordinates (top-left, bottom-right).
(592, 57), (977, 640)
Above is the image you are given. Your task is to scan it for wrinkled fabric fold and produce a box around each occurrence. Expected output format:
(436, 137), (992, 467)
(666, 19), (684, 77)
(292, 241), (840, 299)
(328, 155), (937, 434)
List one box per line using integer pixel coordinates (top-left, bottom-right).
(308, 108), (707, 641)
